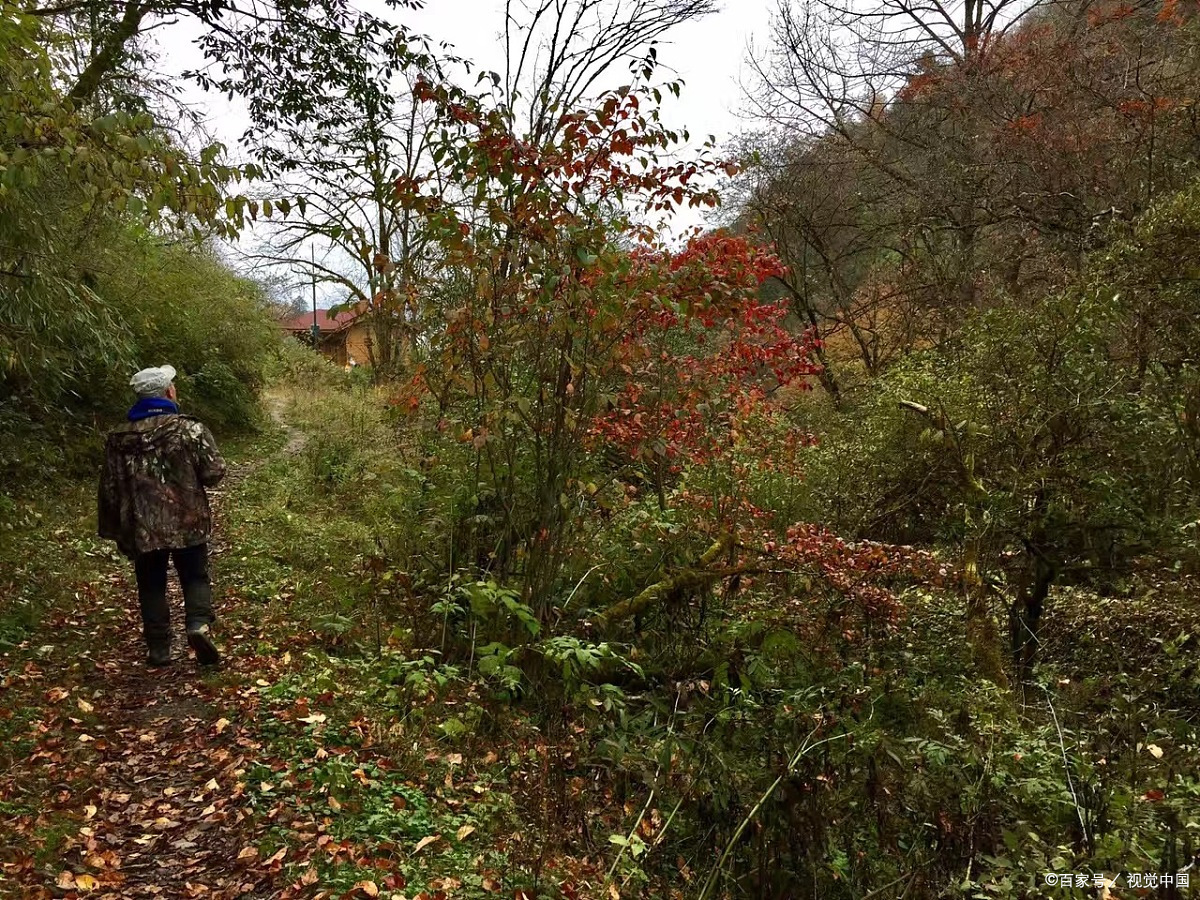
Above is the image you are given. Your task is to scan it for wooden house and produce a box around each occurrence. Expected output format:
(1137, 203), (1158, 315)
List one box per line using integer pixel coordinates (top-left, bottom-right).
(281, 304), (373, 368)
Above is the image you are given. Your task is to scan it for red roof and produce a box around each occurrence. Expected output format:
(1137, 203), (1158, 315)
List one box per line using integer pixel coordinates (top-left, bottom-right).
(280, 305), (363, 333)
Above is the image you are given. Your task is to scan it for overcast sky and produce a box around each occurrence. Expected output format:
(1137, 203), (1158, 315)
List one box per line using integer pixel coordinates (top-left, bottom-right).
(400, 1), (775, 150)
(405, 1), (778, 236)
(154, 1), (777, 301)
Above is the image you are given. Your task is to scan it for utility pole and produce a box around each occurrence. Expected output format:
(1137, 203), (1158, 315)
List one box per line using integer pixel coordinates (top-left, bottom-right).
(309, 245), (320, 348)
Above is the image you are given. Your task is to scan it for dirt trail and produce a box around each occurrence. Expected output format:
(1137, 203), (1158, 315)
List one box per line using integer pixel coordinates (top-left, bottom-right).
(0, 403), (304, 899)
(264, 389), (308, 457)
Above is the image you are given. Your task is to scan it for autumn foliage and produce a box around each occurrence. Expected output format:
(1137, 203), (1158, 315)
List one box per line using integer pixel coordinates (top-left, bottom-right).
(590, 234), (816, 467)
(371, 53), (940, 632)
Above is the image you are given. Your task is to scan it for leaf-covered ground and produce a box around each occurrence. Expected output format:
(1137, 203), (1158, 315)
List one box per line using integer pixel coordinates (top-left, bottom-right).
(0, 418), (596, 900)
(1, 437), (296, 897)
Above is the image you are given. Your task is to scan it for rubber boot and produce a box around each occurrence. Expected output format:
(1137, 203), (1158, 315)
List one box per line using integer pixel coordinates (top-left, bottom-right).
(147, 642), (172, 667)
(186, 623), (220, 667)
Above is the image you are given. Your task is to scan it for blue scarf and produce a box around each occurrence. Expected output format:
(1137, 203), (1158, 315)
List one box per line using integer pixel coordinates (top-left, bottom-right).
(127, 396), (179, 422)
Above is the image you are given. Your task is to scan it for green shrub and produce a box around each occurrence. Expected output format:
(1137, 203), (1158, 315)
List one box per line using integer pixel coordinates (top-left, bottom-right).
(0, 227), (281, 481)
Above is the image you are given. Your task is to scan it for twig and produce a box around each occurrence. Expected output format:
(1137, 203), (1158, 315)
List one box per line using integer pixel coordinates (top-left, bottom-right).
(605, 788), (656, 885)
(1042, 683), (1089, 846)
(860, 871), (917, 900)
(697, 728), (850, 900)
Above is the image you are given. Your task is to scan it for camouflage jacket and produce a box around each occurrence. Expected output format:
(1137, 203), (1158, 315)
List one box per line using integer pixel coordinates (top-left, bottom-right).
(98, 414), (227, 557)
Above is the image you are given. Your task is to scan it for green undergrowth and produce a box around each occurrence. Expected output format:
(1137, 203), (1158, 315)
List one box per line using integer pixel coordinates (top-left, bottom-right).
(0, 481), (121, 651)
(211, 376), (1200, 898)
(204, 634), (545, 895)
(11, 368), (1190, 898)
(217, 389), (547, 895)
(230, 649), (530, 897)
(0, 484), (115, 867)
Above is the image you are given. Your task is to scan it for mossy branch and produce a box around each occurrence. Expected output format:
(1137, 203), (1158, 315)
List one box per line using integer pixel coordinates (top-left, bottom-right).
(597, 534), (735, 627)
(898, 399), (987, 497)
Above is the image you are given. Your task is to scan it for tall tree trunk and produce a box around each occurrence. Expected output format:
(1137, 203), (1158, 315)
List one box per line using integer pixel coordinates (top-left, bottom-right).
(68, 0), (148, 105)
(1010, 544), (1057, 682)
(963, 536), (1008, 686)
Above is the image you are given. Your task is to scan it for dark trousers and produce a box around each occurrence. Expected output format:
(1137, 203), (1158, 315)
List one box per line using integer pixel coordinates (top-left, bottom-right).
(133, 544), (216, 648)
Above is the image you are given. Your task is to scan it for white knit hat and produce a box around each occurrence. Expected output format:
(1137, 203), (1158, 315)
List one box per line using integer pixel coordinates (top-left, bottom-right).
(129, 365), (177, 397)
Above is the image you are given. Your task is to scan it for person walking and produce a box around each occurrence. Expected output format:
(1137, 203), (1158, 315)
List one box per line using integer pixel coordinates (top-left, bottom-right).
(98, 365), (225, 667)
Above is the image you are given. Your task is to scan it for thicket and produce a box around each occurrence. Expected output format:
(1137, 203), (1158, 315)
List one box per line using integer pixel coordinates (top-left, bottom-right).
(233, 0), (1200, 895)
(258, 193), (1200, 895)
(728, 0), (1200, 685)
(0, 5), (280, 483)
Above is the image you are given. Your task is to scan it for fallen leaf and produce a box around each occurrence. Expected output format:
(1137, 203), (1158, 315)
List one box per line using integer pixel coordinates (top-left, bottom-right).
(56, 871), (76, 889)
(300, 867), (319, 886)
(236, 847), (258, 861)
(298, 713), (327, 725)
(1147, 743), (1164, 759)
(75, 873), (100, 892)
(265, 847), (286, 865)
(77, 698), (94, 713)
(456, 824), (476, 842)
(353, 880), (379, 897)
(84, 804), (97, 819)
(214, 718), (231, 734)
(413, 834), (441, 854)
